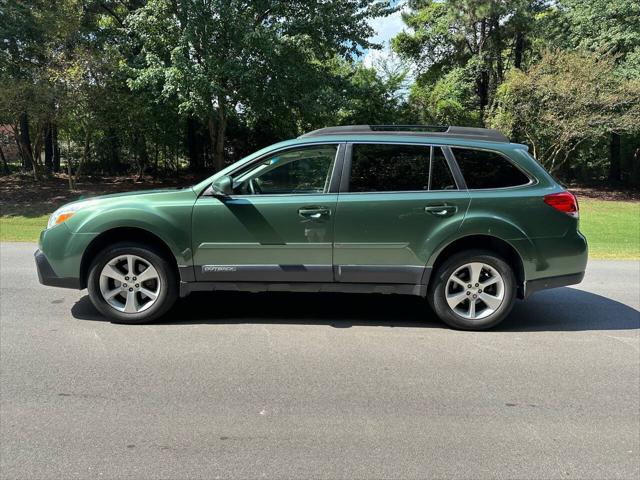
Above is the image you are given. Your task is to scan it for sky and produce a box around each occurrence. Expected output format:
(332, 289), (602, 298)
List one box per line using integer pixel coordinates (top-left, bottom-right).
(362, 6), (407, 68)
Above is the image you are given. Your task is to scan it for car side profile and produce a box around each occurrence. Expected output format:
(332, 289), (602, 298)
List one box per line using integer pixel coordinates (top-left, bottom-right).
(35, 125), (588, 330)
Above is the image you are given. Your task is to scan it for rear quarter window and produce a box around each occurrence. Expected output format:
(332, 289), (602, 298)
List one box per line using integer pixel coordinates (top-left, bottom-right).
(452, 148), (530, 189)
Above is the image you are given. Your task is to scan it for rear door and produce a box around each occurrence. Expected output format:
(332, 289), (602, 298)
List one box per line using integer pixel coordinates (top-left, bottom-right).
(192, 144), (343, 282)
(333, 143), (470, 285)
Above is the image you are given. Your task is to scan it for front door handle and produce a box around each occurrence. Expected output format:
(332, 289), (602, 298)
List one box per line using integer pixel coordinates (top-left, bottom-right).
(425, 205), (458, 217)
(298, 206), (331, 220)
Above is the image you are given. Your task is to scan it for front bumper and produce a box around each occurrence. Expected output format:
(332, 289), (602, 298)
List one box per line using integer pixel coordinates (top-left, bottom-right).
(34, 249), (81, 289)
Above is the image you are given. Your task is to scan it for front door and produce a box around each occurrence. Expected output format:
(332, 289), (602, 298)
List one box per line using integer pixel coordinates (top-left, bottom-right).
(333, 143), (470, 284)
(192, 144), (342, 282)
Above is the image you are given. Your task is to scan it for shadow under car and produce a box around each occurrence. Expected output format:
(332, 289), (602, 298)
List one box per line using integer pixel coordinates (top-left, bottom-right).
(71, 286), (640, 332)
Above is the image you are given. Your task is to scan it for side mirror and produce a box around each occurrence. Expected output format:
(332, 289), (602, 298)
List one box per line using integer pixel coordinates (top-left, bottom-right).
(211, 175), (233, 198)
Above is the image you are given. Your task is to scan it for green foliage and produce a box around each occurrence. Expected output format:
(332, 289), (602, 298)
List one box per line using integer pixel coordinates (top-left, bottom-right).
(1, 0), (639, 187)
(337, 55), (410, 125)
(408, 67), (479, 126)
(560, 0), (640, 60)
(125, 0), (394, 170)
(393, 0), (550, 123)
(490, 50), (640, 173)
(393, 0), (640, 185)
(1, 0), (399, 178)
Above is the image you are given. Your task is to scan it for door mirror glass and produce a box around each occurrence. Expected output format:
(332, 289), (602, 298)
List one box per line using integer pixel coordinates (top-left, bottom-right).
(211, 175), (233, 197)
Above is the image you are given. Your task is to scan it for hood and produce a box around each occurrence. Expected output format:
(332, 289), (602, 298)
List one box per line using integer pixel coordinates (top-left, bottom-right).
(78, 187), (187, 202)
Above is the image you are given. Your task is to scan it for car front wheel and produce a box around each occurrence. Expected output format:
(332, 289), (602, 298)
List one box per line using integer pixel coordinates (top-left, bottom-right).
(429, 250), (517, 330)
(87, 242), (178, 324)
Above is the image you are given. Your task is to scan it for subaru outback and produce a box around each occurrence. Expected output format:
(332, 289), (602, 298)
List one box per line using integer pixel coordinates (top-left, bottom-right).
(35, 125), (588, 330)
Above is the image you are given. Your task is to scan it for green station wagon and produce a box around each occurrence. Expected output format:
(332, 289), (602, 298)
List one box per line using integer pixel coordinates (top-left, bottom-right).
(35, 125), (588, 330)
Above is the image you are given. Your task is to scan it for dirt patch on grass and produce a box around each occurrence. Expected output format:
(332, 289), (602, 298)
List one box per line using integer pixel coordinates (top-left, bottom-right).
(569, 186), (640, 202)
(0, 173), (199, 217)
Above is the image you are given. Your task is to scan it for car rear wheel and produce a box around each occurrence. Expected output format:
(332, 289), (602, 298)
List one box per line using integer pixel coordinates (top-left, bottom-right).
(87, 242), (178, 324)
(429, 250), (517, 330)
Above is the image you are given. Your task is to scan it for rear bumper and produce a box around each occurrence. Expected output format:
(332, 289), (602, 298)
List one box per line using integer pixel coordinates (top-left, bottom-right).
(34, 249), (81, 289)
(523, 271), (585, 299)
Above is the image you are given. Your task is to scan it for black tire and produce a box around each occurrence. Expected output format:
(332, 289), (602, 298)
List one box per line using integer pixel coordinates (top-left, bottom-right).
(87, 242), (178, 324)
(428, 249), (517, 330)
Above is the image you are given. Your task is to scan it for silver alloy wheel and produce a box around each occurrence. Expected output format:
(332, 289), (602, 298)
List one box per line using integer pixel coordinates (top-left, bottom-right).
(99, 254), (161, 314)
(445, 262), (505, 320)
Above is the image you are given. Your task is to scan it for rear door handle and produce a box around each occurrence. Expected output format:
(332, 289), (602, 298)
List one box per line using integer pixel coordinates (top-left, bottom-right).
(298, 206), (331, 220)
(425, 205), (458, 217)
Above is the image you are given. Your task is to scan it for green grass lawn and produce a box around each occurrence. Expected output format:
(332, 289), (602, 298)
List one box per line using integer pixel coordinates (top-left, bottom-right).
(0, 214), (49, 242)
(578, 199), (639, 260)
(1, 198), (638, 259)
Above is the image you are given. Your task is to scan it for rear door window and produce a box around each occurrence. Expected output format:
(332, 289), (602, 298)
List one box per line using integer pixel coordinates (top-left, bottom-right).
(430, 147), (456, 190)
(348, 144), (456, 192)
(451, 148), (530, 189)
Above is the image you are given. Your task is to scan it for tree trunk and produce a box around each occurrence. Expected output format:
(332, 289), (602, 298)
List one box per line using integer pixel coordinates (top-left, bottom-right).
(153, 142), (157, 178)
(67, 137), (74, 190)
(186, 116), (203, 170)
(18, 112), (34, 173)
(52, 124), (61, 172)
(476, 73), (490, 125)
(0, 144), (9, 174)
(514, 30), (524, 69)
(631, 147), (640, 188)
(135, 130), (148, 181)
(491, 13), (504, 84)
(44, 120), (54, 174)
(207, 114), (216, 170)
(106, 127), (119, 175)
(74, 129), (91, 184)
(609, 132), (621, 183)
(213, 101), (226, 173)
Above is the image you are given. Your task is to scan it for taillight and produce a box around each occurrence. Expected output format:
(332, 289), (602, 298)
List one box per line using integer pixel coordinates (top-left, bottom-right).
(544, 191), (579, 218)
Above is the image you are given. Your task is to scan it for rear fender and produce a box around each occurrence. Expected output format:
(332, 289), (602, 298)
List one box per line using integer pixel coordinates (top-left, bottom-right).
(426, 216), (543, 280)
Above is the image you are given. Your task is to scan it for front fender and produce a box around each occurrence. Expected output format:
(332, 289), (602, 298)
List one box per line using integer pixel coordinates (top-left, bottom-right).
(64, 188), (197, 266)
(71, 207), (193, 266)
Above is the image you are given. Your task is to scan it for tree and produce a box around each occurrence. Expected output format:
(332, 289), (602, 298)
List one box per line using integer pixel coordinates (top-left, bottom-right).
(490, 50), (640, 174)
(393, 0), (549, 125)
(336, 54), (410, 126)
(407, 67), (479, 126)
(126, 0), (393, 172)
(550, 0), (640, 182)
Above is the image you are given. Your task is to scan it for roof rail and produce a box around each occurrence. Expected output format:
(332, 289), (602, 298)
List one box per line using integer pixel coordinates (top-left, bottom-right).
(299, 125), (509, 143)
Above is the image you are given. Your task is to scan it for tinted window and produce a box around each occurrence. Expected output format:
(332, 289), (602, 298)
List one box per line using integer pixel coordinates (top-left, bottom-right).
(351, 144), (457, 192)
(233, 145), (337, 195)
(430, 147), (456, 190)
(452, 148), (530, 189)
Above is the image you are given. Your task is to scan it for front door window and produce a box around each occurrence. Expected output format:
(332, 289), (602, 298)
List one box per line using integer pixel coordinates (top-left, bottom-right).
(233, 145), (338, 195)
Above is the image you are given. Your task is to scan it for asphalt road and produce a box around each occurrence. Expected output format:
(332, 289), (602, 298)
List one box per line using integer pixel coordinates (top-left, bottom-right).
(1, 242), (639, 480)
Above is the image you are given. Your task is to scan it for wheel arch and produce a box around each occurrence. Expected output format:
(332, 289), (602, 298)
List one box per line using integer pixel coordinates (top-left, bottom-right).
(79, 227), (181, 289)
(425, 234), (526, 298)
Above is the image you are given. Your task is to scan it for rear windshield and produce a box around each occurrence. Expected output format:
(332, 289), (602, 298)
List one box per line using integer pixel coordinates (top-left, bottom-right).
(452, 148), (530, 189)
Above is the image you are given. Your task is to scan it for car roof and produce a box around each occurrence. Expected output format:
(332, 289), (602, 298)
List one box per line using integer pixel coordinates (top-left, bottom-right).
(298, 125), (510, 144)
(193, 126), (528, 193)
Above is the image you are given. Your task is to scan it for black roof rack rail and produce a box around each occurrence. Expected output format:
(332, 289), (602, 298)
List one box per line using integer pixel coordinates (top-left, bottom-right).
(298, 125), (509, 143)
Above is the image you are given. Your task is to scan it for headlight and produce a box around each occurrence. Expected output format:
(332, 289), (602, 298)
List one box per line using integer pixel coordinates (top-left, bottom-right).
(47, 202), (88, 229)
